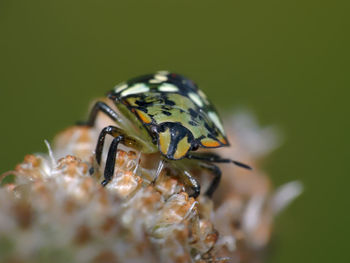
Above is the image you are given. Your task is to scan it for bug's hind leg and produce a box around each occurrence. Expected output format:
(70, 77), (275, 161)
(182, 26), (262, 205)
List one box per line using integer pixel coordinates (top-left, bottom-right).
(78, 101), (122, 127)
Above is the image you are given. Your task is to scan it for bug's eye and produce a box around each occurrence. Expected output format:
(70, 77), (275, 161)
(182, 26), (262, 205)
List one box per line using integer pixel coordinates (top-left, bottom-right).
(191, 143), (199, 151)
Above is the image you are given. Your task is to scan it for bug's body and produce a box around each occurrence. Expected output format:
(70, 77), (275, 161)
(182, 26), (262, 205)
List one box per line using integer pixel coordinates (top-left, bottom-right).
(85, 71), (251, 198)
(108, 72), (228, 160)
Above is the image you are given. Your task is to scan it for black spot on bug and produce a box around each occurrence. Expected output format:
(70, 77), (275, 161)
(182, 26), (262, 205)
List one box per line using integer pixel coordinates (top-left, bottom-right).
(162, 111), (171, 116)
(208, 133), (219, 141)
(206, 125), (219, 136)
(135, 99), (154, 107)
(204, 122), (212, 132)
(161, 94), (176, 106)
(136, 107), (148, 113)
(189, 121), (198, 126)
(189, 108), (198, 119)
(164, 99), (175, 106)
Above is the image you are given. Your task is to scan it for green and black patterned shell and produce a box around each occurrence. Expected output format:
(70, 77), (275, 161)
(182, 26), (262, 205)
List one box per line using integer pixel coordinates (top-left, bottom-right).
(108, 71), (229, 160)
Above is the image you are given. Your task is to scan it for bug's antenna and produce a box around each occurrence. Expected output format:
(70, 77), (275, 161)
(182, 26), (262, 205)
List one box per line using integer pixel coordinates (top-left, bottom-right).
(208, 158), (252, 170)
(231, 160), (252, 170)
(186, 153), (252, 170)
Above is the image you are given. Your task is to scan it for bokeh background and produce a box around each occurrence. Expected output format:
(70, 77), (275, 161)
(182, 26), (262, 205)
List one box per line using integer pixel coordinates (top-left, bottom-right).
(0, 1), (348, 262)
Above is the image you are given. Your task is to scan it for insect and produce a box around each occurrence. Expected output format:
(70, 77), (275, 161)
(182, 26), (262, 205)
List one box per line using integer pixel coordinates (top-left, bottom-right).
(84, 71), (251, 198)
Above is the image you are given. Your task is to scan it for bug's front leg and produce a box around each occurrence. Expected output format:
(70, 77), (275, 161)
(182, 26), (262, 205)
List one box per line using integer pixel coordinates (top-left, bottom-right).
(94, 125), (140, 186)
(102, 135), (124, 186)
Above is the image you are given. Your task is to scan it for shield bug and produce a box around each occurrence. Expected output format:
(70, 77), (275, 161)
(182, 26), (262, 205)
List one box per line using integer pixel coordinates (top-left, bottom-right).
(84, 71), (251, 198)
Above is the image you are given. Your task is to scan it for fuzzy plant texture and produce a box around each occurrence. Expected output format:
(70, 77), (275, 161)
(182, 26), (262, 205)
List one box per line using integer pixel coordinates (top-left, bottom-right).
(0, 111), (302, 263)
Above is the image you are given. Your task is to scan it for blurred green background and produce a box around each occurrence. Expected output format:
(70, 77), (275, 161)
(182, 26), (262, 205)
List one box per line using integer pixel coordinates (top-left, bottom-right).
(0, 0), (348, 262)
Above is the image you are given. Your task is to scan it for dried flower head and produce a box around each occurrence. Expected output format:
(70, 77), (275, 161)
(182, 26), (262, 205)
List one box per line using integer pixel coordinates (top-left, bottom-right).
(0, 111), (302, 263)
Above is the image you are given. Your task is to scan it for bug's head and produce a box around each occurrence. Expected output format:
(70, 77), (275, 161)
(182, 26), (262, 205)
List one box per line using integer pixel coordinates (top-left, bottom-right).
(156, 122), (196, 160)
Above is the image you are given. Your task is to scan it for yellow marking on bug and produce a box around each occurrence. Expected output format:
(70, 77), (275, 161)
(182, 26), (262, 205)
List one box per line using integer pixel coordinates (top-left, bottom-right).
(114, 83), (128, 93)
(201, 138), (221, 147)
(208, 111), (225, 134)
(188, 92), (204, 107)
(135, 109), (152, 124)
(217, 135), (228, 145)
(173, 136), (191, 159)
(158, 83), (179, 92)
(149, 72), (169, 83)
(121, 83), (149, 97)
(158, 128), (171, 156)
(124, 97), (139, 107)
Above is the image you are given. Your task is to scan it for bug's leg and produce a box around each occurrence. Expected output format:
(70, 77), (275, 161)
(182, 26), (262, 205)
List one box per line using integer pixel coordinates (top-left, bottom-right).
(198, 162), (221, 198)
(151, 159), (165, 185)
(95, 125), (138, 165)
(187, 152), (252, 170)
(94, 125), (140, 186)
(79, 101), (122, 127)
(101, 135), (124, 186)
(95, 126), (115, 165)
(182, 170), (201, 199)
